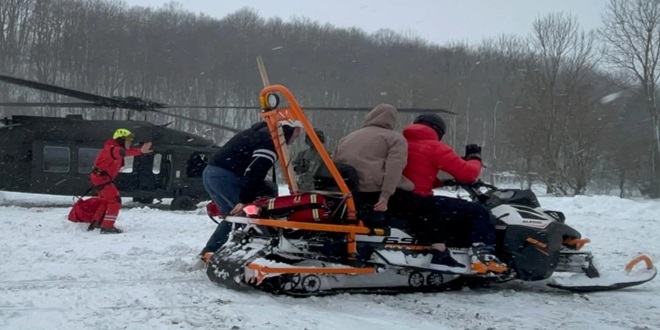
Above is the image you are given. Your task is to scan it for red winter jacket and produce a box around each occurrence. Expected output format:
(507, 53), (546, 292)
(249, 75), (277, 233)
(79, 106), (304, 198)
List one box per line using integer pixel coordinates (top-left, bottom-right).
(90, 139), (143, 185)
(402, 124), (482, 196)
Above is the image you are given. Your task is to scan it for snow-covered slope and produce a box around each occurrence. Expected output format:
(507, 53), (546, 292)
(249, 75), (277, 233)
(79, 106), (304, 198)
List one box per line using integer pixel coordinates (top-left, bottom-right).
(0, 192), (658, 330)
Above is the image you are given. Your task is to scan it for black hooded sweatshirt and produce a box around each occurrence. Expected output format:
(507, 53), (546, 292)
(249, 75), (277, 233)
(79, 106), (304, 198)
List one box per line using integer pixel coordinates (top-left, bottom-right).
(210, 122), (295, 203)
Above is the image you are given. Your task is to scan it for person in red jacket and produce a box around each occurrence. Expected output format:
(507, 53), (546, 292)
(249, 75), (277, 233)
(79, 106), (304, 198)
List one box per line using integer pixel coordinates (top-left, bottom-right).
(89, 128), (152, 234)
(401, 113), (507, 275)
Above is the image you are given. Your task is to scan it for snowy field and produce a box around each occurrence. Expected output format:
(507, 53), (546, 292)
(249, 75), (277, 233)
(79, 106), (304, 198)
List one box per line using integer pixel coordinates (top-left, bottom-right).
(0, 189), (658, 330)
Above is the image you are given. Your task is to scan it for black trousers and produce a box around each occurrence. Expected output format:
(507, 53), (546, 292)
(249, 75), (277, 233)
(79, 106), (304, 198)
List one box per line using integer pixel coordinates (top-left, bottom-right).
(423, 195), (496, 246)
(366, 189), (496, 247)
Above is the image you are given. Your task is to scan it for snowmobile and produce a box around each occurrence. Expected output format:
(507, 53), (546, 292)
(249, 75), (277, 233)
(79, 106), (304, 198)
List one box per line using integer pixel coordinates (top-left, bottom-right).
(205, 84), (657, 296)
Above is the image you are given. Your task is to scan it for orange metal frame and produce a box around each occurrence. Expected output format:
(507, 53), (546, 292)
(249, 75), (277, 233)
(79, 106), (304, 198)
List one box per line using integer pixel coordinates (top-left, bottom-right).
(257, 84), (357, 222)
(223, 84), (370, 258)
(246, 262), (376, 286)
(225, 216), (371, 234)
(247, 263), (376, 275)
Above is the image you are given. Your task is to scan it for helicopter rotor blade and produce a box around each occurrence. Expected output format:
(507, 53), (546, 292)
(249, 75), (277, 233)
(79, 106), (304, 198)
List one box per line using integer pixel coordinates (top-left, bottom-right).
(0, 74), (122, 106)
(149, 109), (241, 133)
(0, 102), (101, 108)
(1, 74), (456, 114)
(164, 105), (457, 115)
(0, 102), (456, 115)
(0, 73), (454, 136)
(0, 74), (249, 112)
(161, 105), (255, 109)
(301, 106), (456, 115)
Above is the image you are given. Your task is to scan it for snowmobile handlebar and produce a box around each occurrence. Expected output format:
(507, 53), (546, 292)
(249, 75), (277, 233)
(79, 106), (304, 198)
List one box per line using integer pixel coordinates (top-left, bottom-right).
(440, 179), (499, 201)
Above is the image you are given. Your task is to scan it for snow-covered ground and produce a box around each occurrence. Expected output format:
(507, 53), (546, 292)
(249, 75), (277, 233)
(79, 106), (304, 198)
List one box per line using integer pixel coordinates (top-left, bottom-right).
(0, 189), (658, 330)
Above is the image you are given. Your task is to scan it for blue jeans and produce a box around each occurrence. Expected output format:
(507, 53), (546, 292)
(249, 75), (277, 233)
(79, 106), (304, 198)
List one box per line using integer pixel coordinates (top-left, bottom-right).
(202, 165), (243, 214)
(201, 165), (243, 255)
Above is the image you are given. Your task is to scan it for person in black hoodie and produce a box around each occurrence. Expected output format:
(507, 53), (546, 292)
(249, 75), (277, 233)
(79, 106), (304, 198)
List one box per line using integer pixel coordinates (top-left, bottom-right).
(199, 120), (302, 260)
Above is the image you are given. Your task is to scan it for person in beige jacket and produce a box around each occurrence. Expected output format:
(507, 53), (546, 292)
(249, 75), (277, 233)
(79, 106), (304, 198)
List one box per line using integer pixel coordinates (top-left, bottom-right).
(333, 104), (414, 215)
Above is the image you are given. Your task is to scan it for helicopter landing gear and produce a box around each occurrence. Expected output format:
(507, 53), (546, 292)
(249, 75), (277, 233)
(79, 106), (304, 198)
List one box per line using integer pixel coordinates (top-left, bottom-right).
(171, 195), (197, 211)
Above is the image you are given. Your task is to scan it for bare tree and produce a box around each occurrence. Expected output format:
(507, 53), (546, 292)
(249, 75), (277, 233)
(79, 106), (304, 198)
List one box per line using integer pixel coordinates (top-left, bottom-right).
(600, 0), (660, 197)
(475, 35), (529, 173)
(515, 13), (603, 195)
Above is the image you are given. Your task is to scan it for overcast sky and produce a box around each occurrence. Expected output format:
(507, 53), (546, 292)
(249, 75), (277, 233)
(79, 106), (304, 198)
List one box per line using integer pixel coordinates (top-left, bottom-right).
(123, 0), (607, 45)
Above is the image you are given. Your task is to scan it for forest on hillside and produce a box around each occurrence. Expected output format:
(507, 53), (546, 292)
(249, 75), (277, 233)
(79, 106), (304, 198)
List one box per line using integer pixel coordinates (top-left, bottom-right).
(1, 0), (659, 197)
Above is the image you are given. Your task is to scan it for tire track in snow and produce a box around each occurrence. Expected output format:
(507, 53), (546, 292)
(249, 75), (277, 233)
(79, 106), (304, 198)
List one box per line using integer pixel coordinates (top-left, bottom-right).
(0, 276), (209, 291)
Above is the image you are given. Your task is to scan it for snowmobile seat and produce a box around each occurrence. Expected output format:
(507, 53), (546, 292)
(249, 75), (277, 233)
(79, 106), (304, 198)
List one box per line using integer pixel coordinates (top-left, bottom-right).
(312, 162), (359, 194)
(311, 163), (365, 222)
(312, 164), (427, 230)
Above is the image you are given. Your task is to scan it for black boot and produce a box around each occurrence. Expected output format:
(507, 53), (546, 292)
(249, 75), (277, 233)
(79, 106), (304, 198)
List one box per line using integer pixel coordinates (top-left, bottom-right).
(100, 227), (124, 234)
(87, 221), (100, 231)
(429, 249), (466, 272)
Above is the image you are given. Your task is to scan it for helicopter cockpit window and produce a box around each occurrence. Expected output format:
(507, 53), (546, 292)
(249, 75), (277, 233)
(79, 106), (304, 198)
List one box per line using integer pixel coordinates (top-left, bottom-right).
(186, 153), (208, 178)
(43, 146), (70, 173)
(120, 156), (134, 173)
(78, 148), (101, 174)
(152, 154), (162, 174)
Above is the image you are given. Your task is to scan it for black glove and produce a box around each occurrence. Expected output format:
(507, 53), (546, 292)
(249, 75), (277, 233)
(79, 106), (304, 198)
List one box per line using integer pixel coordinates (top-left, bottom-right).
(464, 144), (482, 161)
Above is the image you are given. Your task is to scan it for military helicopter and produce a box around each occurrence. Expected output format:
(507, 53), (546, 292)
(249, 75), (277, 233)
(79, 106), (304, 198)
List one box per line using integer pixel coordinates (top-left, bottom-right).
(0, 72), (455, 210)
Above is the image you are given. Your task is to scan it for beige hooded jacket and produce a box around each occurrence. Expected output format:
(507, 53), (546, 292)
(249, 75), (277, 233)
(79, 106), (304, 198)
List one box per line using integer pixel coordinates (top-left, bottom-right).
(333, 104), (414, 199)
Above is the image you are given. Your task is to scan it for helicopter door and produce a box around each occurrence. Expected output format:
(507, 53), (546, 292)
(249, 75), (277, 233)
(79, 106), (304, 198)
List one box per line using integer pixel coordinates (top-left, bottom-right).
(134, 153), (156, 191)
(31, 141), (84, 195)
(153, 153), (172, 191)
(151, 153), (166, 190)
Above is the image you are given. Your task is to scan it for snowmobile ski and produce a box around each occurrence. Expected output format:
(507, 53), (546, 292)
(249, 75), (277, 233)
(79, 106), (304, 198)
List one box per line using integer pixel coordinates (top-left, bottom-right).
(548, 254), (657, 292)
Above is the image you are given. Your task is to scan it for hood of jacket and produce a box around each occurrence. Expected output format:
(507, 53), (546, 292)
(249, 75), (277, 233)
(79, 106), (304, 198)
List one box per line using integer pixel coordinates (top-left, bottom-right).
(363, 104), (397, 130)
